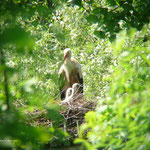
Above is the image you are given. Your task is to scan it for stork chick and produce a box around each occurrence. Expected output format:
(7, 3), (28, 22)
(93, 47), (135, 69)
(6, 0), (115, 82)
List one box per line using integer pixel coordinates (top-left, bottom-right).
(58, 48), (83, 100)
(61, 83), (81, 105)
(61, 87), (73, 105)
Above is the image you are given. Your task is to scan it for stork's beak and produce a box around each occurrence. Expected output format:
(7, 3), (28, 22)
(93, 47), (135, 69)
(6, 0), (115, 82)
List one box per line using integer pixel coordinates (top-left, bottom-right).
(63, 53), (68, 62)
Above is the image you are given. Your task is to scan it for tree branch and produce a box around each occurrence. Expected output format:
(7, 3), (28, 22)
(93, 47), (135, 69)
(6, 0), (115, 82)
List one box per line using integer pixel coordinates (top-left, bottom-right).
(0, 47), (10, 110)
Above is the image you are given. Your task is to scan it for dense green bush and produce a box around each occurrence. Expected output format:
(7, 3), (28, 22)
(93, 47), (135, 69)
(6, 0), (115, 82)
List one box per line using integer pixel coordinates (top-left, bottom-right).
(75, 26), (150, 150)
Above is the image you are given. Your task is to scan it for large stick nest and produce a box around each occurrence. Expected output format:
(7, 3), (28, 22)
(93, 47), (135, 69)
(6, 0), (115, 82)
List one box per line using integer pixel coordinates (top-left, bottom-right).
(17, 94), (97, 139)
(59, 94), (97, 138)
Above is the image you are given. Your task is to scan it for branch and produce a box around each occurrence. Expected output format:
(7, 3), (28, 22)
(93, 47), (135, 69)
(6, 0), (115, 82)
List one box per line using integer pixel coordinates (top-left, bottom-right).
(0, 47), (10, 110)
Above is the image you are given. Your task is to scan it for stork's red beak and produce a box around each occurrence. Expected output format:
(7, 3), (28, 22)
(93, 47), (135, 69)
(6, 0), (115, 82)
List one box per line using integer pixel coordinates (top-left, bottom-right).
(63, 53), (68, 62)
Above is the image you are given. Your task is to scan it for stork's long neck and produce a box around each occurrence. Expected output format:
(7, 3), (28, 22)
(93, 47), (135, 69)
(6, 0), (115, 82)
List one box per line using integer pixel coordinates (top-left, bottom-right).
(64, 56), (71, 64)
(64, 57), (73, 84)
(64, 57), (73, 69)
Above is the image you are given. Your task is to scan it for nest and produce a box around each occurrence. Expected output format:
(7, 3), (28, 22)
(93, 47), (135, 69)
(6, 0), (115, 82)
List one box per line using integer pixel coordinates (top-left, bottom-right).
(16, 94), (97, 139)
(59, 94), (97, 138)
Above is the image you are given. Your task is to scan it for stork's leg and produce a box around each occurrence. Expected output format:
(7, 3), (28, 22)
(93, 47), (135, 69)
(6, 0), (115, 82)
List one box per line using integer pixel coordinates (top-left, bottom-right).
(61, 90), (65, 100)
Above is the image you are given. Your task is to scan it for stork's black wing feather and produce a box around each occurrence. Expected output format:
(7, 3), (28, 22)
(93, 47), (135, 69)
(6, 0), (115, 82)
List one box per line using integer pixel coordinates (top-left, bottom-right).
(78, 73), (83, 93)
(58, 71), (66, 100)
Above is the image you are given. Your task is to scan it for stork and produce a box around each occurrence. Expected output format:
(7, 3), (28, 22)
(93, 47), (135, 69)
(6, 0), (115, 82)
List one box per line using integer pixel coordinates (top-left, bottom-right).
(61, 87), (73, 105)
(58, 48), (83, 100)
(61, 83), (82, 105)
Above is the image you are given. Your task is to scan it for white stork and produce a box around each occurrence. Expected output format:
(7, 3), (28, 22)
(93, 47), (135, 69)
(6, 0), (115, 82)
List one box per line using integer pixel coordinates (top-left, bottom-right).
(61, 87), (73, 105)
(61, 83), (82, 105)
(58, 48), (83, 100)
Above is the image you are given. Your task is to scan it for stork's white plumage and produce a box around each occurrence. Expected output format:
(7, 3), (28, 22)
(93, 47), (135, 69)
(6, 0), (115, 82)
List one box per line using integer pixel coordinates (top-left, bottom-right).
(58, 48), (83, 100)
(61, 83), (81, 105)
(61, 88), (73, 104)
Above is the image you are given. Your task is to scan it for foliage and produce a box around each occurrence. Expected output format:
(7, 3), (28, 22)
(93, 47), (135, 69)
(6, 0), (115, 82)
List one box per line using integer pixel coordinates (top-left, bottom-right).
(0, 0), (150, 149)
(76, 26), (150, 149)
(0, 0), (67, 149)
(80, 0), (150, 40)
